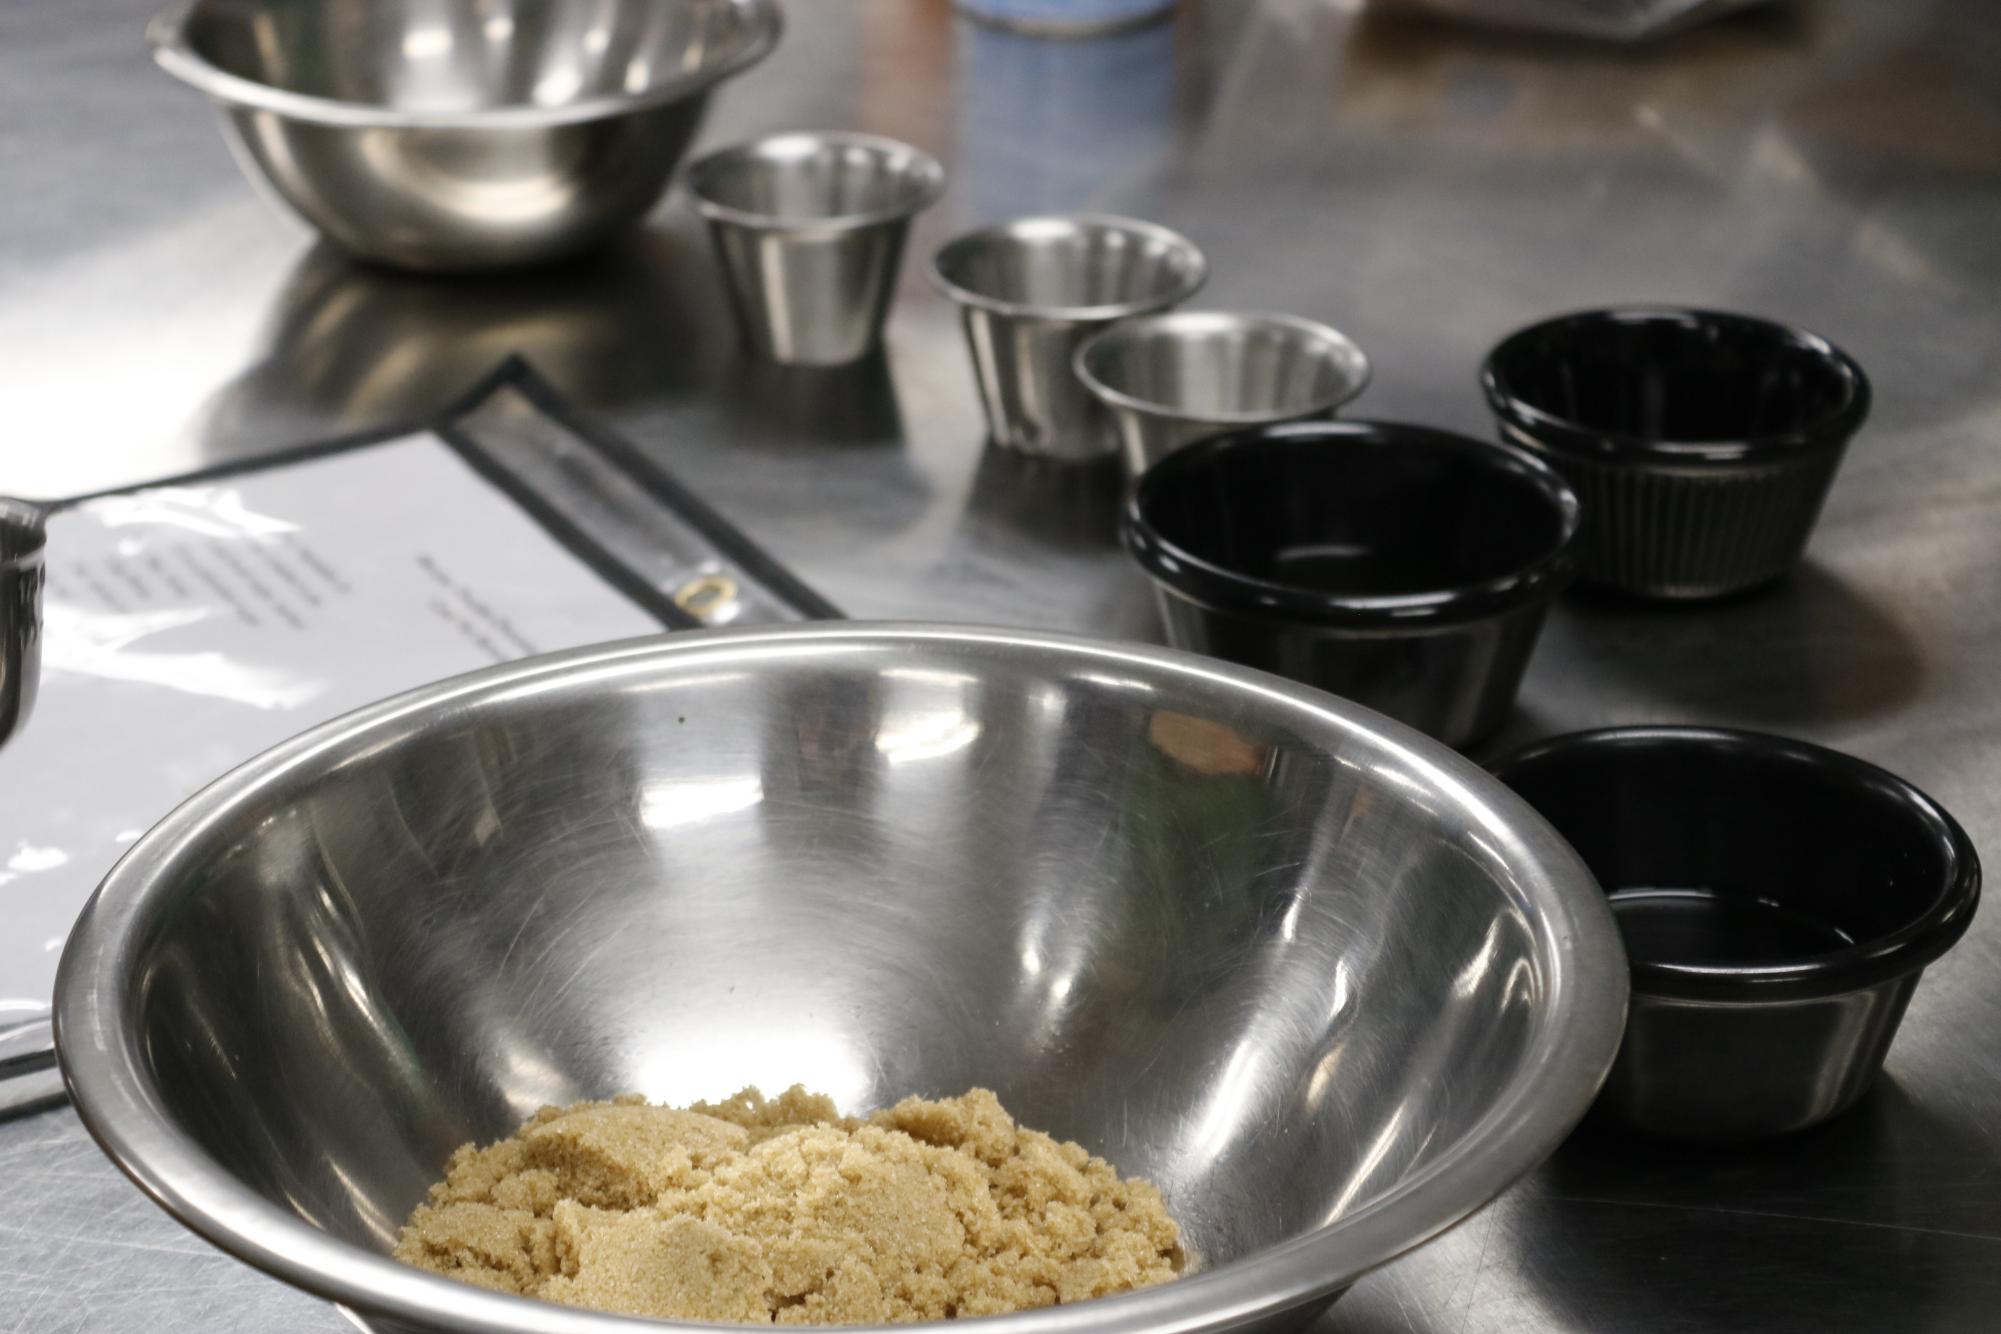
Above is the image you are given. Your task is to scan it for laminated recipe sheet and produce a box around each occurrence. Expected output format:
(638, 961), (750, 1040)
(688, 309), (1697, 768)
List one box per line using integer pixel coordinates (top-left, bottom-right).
(0, 363), (836, 1104)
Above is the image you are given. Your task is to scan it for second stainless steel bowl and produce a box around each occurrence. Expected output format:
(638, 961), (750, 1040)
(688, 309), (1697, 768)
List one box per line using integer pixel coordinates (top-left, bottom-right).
(1075, 312), (1371, 475)
(1491, 726), (1981, 1143)
(148, 0), (784, 271)
(57, 624), (1627, 1334)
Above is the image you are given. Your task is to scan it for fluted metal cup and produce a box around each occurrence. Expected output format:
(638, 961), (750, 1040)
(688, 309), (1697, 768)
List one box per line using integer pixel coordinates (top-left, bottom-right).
(686, 132), (945, 366)
(1075, 311), (1371, 475)
(932, 215), (1207, 460)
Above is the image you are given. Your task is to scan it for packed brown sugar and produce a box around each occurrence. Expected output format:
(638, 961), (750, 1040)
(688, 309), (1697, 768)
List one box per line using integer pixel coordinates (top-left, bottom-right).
(395, 1085), (1185, 1323)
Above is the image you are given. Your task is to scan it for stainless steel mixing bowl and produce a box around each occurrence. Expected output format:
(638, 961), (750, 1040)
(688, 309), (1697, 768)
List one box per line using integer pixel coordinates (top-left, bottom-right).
(56, 625), (1626, 1334)
(148, 0), (783, 271)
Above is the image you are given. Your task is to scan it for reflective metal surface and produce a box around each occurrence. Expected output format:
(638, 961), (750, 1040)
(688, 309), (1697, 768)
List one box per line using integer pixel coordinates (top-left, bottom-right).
(1076, 312), (1371, 475)
(932, 216), (1208, 459)
(9, 1), (2001, 1330)
(148, 0), (782, 270)
(688, 132), (945, 365)
(57, 625), (1625, 1334)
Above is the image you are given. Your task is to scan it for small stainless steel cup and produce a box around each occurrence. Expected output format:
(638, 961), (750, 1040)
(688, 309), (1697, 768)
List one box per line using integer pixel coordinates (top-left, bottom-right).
(931, 215), (1207, 460)
(687, 132), (946, 366)
(0, 499), (46, 750)
(1075, 311), (1371, 474)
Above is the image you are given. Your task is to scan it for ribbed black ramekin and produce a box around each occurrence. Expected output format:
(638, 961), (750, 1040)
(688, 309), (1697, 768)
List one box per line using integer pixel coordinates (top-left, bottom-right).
(1482, 308), (1870, 600)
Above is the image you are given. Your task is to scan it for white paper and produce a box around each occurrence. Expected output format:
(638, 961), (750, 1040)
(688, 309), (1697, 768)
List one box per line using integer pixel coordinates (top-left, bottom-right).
(0, 435), (663, 1033)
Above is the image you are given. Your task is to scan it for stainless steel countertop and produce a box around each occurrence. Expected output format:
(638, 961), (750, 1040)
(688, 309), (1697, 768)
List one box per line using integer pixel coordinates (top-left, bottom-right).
(4, 1), (2000, 1330)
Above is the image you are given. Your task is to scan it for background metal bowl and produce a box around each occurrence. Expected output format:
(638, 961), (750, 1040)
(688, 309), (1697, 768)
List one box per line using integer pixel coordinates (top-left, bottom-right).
(56, 625), (1625, 1334)
(148, 0), (782, 271)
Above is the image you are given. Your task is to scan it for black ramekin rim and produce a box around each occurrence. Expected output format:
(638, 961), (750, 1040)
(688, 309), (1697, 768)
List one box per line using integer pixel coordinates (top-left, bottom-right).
(1488, 726), (1982, 1002)
(1123, 420), (1581, 628)
(1480, 307), (1873, 466)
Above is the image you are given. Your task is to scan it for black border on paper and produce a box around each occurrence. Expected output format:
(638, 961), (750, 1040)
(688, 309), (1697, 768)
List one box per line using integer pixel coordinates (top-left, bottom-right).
(500, 368), (846, 623)
(52, 357), (839, 628)
(429, 417), (701, 632)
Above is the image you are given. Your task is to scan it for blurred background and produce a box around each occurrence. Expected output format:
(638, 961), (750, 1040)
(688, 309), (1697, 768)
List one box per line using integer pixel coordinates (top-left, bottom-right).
(3, 2), (2001, 1330)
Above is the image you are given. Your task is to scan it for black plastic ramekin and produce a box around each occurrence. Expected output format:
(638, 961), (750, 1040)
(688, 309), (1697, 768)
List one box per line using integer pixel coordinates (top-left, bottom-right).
(1124, 421), (1578, 749)
(1482, 308), (1870, 599)
(1490, 726), (1980, 1143)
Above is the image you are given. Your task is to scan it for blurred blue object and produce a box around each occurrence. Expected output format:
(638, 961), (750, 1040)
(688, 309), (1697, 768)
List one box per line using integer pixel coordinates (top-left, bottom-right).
(956, 16), (1176, 216)
(955, 0), (1177, 37)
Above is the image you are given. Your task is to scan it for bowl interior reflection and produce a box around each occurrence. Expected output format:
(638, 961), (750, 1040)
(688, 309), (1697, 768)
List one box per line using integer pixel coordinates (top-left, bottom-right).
(186, 0), (764, 111)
